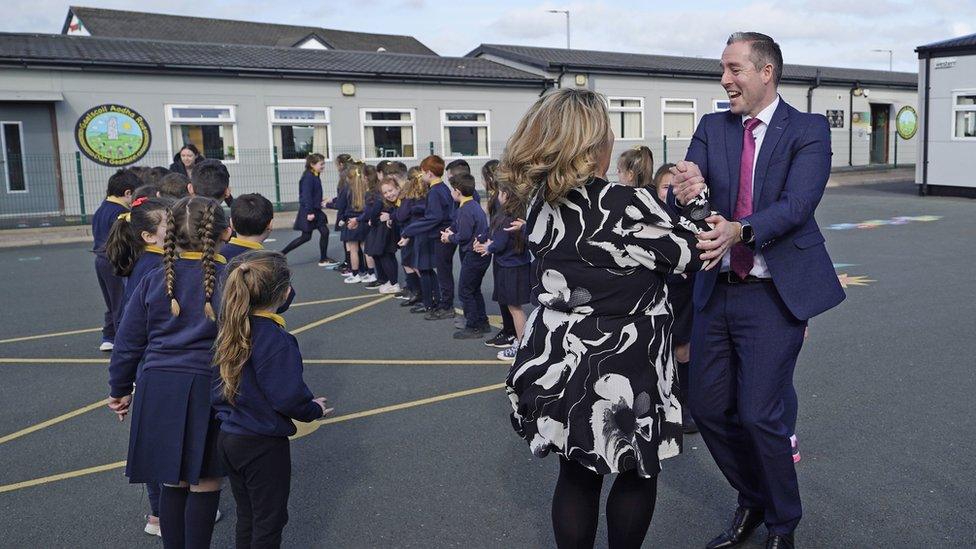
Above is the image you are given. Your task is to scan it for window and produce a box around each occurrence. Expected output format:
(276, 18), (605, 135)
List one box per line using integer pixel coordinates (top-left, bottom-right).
(361, 109), (416, 160)
(1, 121), (27, 192)
(952, 92), (976, 140)
(608, 97), (644, 140)
(441, 110), (490, 158)
(713, 99), (731, 112)
(166, 105), (238, 162)
(268, 107), (331, 162)
(662, 99), (696, 139)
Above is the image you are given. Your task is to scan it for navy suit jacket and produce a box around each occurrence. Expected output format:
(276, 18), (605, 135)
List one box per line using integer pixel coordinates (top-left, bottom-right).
(680, 99), (845, 321)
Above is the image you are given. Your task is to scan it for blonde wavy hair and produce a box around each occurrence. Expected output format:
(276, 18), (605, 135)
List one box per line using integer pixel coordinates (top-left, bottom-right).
(498, 88), (612, 206)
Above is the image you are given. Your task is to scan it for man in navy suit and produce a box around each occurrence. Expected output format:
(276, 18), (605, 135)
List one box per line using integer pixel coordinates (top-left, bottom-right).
(670, 32), (845, 549)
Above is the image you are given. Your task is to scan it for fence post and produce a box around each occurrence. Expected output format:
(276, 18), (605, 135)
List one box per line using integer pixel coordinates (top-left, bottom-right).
(662, 135), (668, 164)
(75, 152), (87, 224)
(272, 146), (282, 211)
(893, 132), (898, 169)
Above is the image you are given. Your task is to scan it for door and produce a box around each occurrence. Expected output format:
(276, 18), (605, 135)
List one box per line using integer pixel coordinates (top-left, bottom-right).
(870, 104), (889, 164)
(0, 103), (61, 222)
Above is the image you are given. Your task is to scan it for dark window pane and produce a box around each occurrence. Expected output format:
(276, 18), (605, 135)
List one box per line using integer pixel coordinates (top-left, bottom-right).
(3, 123), (25, 192)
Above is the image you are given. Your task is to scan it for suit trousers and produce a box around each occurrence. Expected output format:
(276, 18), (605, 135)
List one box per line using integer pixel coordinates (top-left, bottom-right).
(689, 279), (807, 535)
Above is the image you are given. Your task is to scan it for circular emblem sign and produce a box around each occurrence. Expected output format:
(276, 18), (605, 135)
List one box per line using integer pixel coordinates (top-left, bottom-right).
(896, 106), (918, 140)
(75, 104), (151, 166)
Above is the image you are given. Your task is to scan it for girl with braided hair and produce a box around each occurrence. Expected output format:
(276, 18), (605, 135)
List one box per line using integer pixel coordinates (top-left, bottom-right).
(108, 196), (231, 548)
(212, 250), (332, 547)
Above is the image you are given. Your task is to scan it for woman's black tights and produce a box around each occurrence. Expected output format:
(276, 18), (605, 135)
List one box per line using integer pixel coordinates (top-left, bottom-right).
(281, 225), (330, 261)
(551, 457), (658, 549)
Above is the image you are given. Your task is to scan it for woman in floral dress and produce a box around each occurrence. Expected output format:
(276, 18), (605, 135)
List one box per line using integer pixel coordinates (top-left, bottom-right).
(501, 88), (715, 549)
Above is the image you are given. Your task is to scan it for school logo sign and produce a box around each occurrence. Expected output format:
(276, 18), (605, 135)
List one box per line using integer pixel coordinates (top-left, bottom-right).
(896, 106), (918, 140)
(75, 104), (151, 166)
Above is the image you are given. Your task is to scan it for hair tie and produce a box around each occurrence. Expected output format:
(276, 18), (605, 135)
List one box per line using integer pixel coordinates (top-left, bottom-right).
(117, 212), (131, 222)
(131, 197), (148, 208)
(239, 264), (250, 273)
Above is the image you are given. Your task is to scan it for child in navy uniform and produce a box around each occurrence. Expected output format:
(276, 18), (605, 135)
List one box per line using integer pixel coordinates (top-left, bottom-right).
(480, 160), (517, 349)
(441, 174), (490, 338)
(400, 155), (454, 319)
(365, 176), (403, 294)
(104, 194), (171, 536)
(93, 168), (139, 351)
(212, 250), (332, 548)
(394, 167), (427, 307)
(474, 181), (531, 362)
(108, 196), (231, 549)
(336, 163), (369, 283)
(223, 193), (297, 313)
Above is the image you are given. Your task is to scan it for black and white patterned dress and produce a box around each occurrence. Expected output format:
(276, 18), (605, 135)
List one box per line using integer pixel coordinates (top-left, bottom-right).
(506, 177), (708, 478)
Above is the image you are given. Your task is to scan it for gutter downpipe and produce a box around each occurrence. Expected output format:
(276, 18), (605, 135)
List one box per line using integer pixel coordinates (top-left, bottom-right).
(921, 52), (931, 196)
(806, 68), (821, 113)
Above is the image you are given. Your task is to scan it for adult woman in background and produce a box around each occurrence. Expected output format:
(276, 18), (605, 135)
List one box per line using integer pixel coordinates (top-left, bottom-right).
(169, 144), (203, 180)
(502, 88), (714, 549)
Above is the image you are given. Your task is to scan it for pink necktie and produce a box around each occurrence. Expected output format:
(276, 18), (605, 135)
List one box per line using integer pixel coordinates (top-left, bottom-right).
(730, 117), (763, 280)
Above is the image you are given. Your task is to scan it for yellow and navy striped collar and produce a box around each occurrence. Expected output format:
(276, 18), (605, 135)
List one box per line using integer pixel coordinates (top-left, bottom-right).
(430, 177), (443, 187)
(179, 251), (227, 264)
(252, 311), (286, 328)
(228, 237), (264, 250)
(106, 196), (130, 209)
(145, 245), (164, 255)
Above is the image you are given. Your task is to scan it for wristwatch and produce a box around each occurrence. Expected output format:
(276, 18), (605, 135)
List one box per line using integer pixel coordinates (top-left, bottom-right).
(740, 221), (755, 247)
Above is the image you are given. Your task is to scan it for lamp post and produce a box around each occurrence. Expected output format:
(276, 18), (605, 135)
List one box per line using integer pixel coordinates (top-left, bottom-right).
(548, 9), (570, 49)
(871, 49), (893, 71)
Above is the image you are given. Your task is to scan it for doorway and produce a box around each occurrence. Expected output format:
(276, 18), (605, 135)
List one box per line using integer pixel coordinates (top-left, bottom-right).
(870, 104), (890, 164)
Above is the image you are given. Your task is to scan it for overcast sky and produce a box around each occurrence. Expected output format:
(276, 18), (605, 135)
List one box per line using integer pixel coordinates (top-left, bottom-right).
(4, 0), (973, 72)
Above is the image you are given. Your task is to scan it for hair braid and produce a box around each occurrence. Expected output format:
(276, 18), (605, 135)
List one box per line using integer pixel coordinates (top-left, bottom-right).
(200, 201), (218, 321)
(163, 205), (180, 316)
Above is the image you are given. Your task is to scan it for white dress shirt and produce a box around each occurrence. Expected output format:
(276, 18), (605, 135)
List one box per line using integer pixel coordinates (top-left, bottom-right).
(721, 95), (780, 278)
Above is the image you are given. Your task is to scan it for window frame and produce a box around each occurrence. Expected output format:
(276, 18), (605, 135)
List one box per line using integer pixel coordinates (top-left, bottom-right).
(440, 109), (492, 160)
(0, 121), (28, 194)
(661, 98), (698, 141)
(164, 104), (240, 164)
(359, 108), (418, 162)
(950, 89), (976, 142)
(266, 106), (333, 163)
(607, 97), (645, 141)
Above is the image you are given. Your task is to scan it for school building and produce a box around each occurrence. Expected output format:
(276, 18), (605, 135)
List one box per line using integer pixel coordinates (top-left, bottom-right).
(915, 32), (976, 198)
(0, 7), (920, 226)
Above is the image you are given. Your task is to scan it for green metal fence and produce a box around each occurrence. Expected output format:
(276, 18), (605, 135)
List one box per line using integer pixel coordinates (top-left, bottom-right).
(0, 132), (917, 230)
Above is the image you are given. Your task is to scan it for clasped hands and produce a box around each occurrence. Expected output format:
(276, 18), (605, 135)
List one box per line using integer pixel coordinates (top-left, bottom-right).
(669, 161), (742, 268)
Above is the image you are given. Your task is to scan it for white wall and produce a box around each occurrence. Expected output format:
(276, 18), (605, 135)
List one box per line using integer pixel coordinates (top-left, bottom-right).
(917, 54), (976, 189)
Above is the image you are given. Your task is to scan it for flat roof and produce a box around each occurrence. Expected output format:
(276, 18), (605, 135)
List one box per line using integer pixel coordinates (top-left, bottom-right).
(468, 44), (918, 90)
(0, 33), (551, 88)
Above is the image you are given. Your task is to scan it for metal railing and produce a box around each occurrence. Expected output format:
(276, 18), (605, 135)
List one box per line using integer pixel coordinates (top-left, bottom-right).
(0, 133), (917, 230)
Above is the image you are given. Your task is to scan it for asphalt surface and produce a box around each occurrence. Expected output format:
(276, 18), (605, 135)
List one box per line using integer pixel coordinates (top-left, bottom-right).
(0, 180), (973, 548)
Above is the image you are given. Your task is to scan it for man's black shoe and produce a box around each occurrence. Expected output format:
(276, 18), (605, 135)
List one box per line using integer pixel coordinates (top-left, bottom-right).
(452, 327), (484, 339)
(401, 295), (421, 307)
(410, 304), (429, 314)
(705, 507), (765, 549)
(765, 534), (794, 549)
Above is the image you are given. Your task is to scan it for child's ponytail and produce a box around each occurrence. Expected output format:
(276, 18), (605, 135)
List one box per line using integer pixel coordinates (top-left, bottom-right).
(618, 145), (655, 188)
(163, 202), (180, 316)
(214, 251), (292, 405)
(199, 200), (219, 321)
(106, 213), (141, 277)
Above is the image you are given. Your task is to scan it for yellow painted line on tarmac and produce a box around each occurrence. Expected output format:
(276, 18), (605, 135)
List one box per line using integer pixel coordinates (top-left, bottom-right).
(289, 295), (392, 335)
(0, 382), (506, 494)
(0, 327), (102, 345)
(0, 398), (108, 446)
(289, 294), (379, 308)
(0, 461), (127, 494)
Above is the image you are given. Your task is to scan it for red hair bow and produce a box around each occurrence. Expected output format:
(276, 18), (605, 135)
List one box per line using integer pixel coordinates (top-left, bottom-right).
(131, 197), (148, 208)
